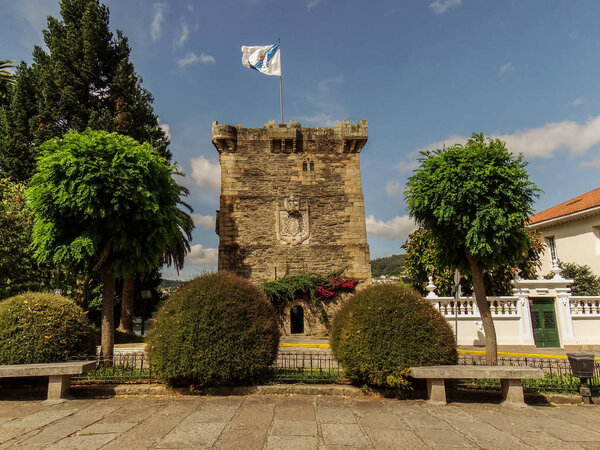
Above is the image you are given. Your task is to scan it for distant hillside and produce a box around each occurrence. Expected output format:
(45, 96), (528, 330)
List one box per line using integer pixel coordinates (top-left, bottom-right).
(370, 254), (405, 278)
(159, 279), (184, 292)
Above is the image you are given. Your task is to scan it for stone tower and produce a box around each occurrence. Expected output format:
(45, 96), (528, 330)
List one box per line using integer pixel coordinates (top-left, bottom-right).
(212, 119), (371, 284)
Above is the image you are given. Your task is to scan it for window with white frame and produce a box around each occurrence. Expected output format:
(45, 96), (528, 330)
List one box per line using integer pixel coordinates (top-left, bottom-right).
(546, 236), (558, 262)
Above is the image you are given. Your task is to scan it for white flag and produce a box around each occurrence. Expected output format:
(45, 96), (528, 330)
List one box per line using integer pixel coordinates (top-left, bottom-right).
(241, 44), (281, 77)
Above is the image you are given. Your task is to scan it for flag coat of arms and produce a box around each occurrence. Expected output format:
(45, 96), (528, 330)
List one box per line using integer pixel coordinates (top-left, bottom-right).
(241, 44), (281, 76)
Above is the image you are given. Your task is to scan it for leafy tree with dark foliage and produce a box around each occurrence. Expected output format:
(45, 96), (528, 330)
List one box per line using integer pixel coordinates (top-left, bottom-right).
(545, 262), (600, 296)
(403, 227), (544, 296)
(0, 1), (188, 337)
(405, 133), (539, 364)
(0, 0), (169, 182)
(27, 130), (192, 359)
(0, 178), (53, 299)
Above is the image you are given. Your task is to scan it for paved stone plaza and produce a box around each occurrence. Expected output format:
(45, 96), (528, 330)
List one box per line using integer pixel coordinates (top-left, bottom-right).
(1, 395), (599, 449)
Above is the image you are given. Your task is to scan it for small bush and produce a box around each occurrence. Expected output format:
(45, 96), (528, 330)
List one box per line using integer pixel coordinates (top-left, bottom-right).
(330, 284), (457, 389)
(0, 292), (95, 364)
(147, 272), (280, 386)
(545, 262), (600, 296)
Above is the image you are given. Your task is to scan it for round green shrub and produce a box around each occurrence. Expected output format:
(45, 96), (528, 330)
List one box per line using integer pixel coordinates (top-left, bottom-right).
(330, 284), (457, 389)
(147, 272), (280, 386)
(0, 292), (96, 364)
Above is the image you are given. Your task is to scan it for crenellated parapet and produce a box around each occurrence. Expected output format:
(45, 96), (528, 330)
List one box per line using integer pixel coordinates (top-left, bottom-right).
(212, 119), (368, 155)
(211, 121), (237, 153)
(337, 119), (368, 154)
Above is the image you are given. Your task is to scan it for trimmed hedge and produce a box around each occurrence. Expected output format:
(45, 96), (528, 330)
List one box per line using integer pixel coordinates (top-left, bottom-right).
(0, 292), (95, 364)
(147, 272), (280, 386)
(330, 284), (457, 389)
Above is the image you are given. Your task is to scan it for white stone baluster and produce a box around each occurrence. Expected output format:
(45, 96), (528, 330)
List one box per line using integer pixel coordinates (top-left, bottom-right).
(426, 276), (438, 299)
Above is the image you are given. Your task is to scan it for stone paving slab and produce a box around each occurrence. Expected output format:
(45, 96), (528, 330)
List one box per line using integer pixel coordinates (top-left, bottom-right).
(0, 394), (598, 449)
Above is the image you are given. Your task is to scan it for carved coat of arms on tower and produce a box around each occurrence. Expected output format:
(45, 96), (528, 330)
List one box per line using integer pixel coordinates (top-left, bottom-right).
(276, 195), (310, 245)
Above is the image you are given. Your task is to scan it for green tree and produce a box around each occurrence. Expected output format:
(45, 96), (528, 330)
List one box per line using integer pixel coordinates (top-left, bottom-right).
(545, 262), (600, 296)
(27, 130), (192, 359)
(0, 60), (15, 106)
(0, 0), (170, 181)
(405, 133), (539, 364)
(0, 178), (53, 299)
(403, 227), (544, 296)
(0, 0), (184, 334)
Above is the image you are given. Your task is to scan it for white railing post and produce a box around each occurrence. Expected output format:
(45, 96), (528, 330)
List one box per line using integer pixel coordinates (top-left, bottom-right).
(516, 288), (534, 345)
(556, 286), (575, 345)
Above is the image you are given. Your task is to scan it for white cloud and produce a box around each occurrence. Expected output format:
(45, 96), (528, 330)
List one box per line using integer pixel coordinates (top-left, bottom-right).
(15, 1), (58, 33)
(499, 62), (515, 75)
(366, 215), (416, 240)
(307, 0), (322, 8)
(317, 76), (343, 92)
(429, 0), (461, 15)
(186, 244), (218, 266)
(570, 97), (588, 107)
(297, 113), (339, 127)
(158, 121), (171, 140)
(394, 159), (419, 174)
(192, 213), (216, 230)
(174, 21), (190, 48)
(177, 52), (216, 68)
(151, 3), (165, 42)
(419, 114), (600, 159)
(199, 53), (216, 64)
(385, 180), (404, 197)
(190, 156), (220, 191)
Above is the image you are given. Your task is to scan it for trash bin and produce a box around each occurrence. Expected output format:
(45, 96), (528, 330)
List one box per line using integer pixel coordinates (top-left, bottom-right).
(567, 353), (595, 404)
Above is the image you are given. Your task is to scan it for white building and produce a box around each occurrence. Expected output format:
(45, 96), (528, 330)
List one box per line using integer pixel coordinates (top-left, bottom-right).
(425, 273), (600, 350)
(528, 186), (600, 277)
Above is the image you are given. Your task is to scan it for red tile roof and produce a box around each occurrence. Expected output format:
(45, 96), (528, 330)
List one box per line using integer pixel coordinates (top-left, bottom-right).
(528, 186), (600, 225)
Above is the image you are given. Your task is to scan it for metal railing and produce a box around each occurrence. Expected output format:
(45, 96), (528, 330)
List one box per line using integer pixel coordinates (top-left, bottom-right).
(458, 354), (600, 393)
(269, 352), (343, 383)
(72, 352), (342, 384)
(72, 353), (157, 383)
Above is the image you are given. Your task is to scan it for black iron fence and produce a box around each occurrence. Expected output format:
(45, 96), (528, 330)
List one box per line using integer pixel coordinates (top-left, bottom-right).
(72, 351), (598, 394)
(269, 352), (343, 383)
(72, 353), (156, 383)
(458, 354), (600, 393)
(72, 352), (342, 384)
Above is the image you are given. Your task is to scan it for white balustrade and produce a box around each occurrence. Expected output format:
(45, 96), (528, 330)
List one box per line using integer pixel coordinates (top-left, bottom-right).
(431, 296), (520, 317)
(570, 296), (600, 316)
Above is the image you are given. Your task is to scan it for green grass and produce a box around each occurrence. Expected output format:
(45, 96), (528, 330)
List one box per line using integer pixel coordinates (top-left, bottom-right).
(456, 373), (598, 395)
(91, 328), (145, 345)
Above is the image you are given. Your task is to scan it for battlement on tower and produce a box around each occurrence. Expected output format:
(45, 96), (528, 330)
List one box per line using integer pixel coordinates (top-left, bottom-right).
(212, 119), (371, 285)
(212, 119), (368, 155)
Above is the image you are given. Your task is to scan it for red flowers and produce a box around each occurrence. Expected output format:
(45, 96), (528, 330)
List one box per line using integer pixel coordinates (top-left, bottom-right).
(316, 287), (335, 298)
(316, 277), (359, 298)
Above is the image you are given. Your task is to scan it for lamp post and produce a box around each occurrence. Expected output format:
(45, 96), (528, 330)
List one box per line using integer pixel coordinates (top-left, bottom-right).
(567, 352), (595, 404)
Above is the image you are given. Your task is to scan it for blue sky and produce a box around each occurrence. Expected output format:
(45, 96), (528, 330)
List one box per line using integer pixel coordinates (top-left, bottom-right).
(2, 0), (600, 279)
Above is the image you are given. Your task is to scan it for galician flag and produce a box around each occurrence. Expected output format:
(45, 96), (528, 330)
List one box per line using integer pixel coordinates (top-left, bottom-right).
(241, 44), (281, 76)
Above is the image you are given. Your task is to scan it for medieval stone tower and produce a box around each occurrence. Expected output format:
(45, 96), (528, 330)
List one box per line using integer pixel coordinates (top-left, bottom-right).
(212, 119), (371, 285)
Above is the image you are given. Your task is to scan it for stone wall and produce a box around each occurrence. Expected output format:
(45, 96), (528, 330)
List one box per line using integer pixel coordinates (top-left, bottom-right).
(213, 119), (372, 285)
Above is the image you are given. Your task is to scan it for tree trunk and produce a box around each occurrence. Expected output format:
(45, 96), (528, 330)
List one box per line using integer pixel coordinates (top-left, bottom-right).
(465, 252), (498, 365)
(100, 264), (115, 363)
(81, 273), (90, 311)
(117, 276), (134, 333)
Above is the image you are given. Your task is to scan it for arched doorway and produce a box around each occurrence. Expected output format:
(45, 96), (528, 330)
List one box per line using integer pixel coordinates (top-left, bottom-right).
(290, 305), (304, 334)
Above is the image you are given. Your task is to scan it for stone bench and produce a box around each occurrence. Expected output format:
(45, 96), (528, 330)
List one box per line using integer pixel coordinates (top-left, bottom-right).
(0, 361), (96, 400)
(409, 365), (544, 405)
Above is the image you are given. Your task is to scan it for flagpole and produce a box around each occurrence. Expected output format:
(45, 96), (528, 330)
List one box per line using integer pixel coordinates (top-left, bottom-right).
(279, 37), (283, 124)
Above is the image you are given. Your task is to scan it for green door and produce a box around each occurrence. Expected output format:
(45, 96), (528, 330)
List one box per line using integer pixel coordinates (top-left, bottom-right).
(530, 298), (561, 347)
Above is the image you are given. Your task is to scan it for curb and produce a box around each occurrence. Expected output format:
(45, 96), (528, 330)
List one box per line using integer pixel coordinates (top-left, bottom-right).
(71, 383), (375, 398)
(457, 349), (600, 360)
